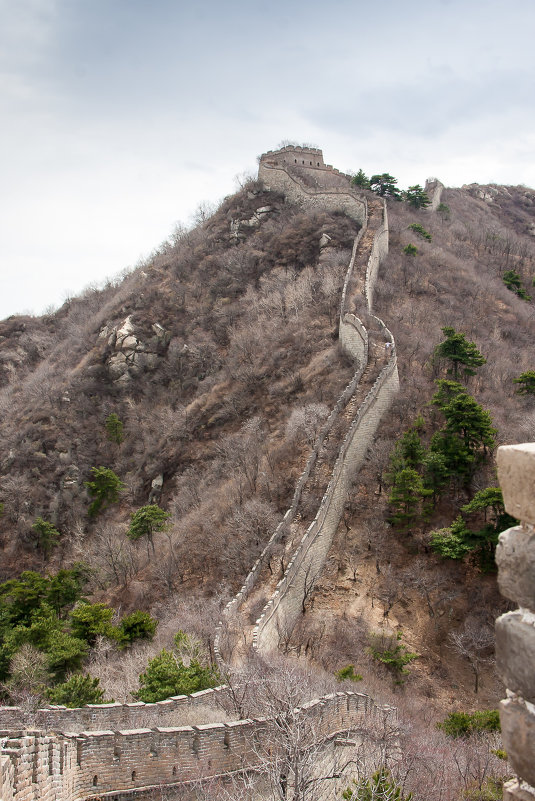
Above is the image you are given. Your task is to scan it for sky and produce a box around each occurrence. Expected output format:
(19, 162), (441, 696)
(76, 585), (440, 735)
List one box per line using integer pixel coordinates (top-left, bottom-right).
(1, 0), (535, 319)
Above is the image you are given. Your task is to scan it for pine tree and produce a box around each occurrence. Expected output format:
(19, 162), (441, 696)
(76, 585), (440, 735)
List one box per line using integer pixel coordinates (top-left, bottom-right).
(388, 467), (427, 528)
(513, 370), (535, 394)
(404, 185), (430, 209)
(433, 327), (486, 380)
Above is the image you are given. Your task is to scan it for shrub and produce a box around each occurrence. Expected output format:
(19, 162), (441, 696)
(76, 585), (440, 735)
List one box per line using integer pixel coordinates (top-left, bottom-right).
(135, 631), (219, 702)
(437, 709), (500, 738)
(46, 673), (111, 707)
(85, 467), (124, 517)
(116, 610), (158, 648)
(105, 413), (124, 444)
(408, 223), (432, 241)
(368, 630), (418, 682)
(335, 664), (363, 682)
(403, 243), (418, 256)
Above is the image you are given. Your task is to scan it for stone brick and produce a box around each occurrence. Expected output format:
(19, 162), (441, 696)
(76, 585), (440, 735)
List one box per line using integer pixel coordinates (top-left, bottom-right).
(500, 698), (535, 787)
(496, 612), (535, 702)
(503, 778), (535, 801)
(497, 444), (535, 523)
(496, 526), (535, 608)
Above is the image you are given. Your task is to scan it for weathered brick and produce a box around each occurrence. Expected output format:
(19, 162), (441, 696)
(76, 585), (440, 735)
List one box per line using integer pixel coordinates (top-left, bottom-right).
(500, 698), (535, 787)
(496, 612), (535, 702)
(496, 526), (535, 608)
(497, 443), (535, 523)
(503, 778), (535, 801)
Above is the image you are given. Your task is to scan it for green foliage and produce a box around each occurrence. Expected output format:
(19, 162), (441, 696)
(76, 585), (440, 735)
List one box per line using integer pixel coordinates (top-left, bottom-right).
(389, 424), (425, 473)
(31, 518), (61, 559)
(463, 778), (504, 801)
(503, 270), (531, 300)
(388, 467), (428, 529)
(433, 327), (486, 381)
(335, 665), (363, 682)
(342, 768), (413, 801)
(431, 489), (515, 565)
(437, 202), (450, 221)
(438, 709), (500, 738)
(430, 380), (496, 486)
(85, 466), (124, 517)
(404, 185), (430, 209)
(128, 504), (170, 553)
(69, 603), (115, 645)
(403, 243), (418, 256)
(351, 169), (370, 189)
(105, 412), (124, 444)
(369, 173), (402, 199)
(115, 610), (158, 648)
(513, 370), (535, 395)
(46, 673), (110, 707)
(135, 631), (219, 702)
(430, 517), (473, 560)
(0, 566), (153, 693)
(408, 222), (432, 241)
(368, 630), (418, 682)
(421, 450), (449, 503)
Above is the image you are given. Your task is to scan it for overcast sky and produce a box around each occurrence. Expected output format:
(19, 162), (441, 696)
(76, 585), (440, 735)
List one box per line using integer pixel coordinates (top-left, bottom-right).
(1, 0), (534, 319)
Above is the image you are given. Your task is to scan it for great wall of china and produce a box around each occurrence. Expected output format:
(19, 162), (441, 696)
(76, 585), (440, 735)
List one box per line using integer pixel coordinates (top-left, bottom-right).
(2, 145), (531, 801)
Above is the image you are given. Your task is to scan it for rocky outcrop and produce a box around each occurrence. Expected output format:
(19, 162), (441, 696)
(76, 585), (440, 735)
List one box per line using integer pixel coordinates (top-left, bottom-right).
(99, 317), (168, 383)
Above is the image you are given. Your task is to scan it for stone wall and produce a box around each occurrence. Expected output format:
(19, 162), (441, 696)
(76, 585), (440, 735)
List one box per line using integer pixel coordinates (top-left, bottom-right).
(496, 444), (535, 801)
(424, 178), (445, 211)
(0, 687), (230, 735)
(251, 177), (396, 653)
(258, 147), (367, 224)
(0, 692), (392, 801)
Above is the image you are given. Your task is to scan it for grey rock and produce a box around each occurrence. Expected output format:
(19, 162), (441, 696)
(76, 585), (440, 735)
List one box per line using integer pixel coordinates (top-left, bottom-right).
(500, 698), (535, 786)
(496, 611), (535, 702)
(496, 526), (535, 608)
(497, 444), (535, 522)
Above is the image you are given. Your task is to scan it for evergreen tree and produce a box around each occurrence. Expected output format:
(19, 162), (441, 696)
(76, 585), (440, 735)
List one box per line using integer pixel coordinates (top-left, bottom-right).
(421, 450), (449, 505)
(388, 467), (427, 528)
(404, 185), (430, 209)
(69, 602), (115, 645)
(369, 173), (402, 199)
(105, 413), (124, 444)
(31, 518), (61, 559)
(503, 270), (531, 300)
(135, 632), (218, 702)
(46, 673), (109, 707)
(351, 168), (370, 189)
(127, 504), (170, 556)
(85, 467), (124, 517)
(430, 517), (473, 560)
(513, 370), (535, 394)
(432, 327), (486, 380)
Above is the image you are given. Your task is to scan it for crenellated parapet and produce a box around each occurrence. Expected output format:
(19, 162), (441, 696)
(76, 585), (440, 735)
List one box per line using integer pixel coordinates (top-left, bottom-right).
(496, 444), (535, 801)
(258, 146), (367, 223)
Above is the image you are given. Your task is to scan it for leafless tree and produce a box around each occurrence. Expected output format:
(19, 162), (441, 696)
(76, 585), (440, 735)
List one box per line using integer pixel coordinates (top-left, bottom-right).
(448, 618), (494, 694)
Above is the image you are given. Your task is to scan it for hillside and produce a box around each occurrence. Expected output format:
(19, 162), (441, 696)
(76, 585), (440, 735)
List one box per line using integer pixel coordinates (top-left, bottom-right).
(1, 153), (534, 772)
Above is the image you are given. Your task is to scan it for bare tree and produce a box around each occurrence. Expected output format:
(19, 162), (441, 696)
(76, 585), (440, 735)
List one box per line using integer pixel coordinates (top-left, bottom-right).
(448, 618), (494, 694)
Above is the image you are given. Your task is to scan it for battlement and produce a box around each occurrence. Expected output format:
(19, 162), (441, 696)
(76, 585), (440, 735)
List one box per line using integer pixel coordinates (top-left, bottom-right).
(259, 145), (325, 168)
(496, 444), (535, 801)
